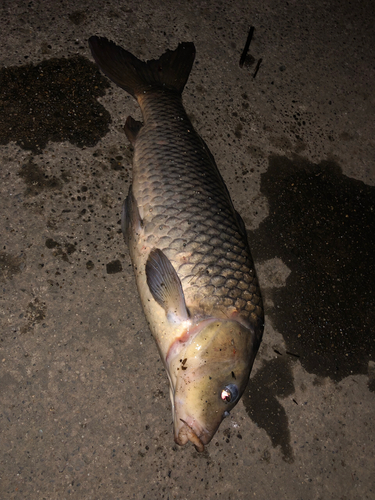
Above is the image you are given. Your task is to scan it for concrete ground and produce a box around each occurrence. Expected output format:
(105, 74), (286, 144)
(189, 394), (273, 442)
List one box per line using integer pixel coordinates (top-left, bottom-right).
(0, 0), (374, 498)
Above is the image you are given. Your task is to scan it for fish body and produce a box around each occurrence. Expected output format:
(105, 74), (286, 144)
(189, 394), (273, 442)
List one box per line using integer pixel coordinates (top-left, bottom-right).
(89, 36), (264, 451)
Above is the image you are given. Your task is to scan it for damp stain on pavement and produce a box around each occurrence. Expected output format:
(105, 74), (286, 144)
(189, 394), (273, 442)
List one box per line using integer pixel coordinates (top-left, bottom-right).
(0, 55), (111, 153)
(249, 155), (375, 383)
(45, 238), (77, 263)
(0, 251), (26, 281)
(244, 356), (295, 462)
(18, 158), (63, 196)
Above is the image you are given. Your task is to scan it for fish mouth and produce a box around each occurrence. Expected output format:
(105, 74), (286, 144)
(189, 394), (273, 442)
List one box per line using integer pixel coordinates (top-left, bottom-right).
(175, 419), (205, 452)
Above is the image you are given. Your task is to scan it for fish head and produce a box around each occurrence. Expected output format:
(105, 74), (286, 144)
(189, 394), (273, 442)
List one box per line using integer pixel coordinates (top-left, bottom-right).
(169, 319), (259, 451)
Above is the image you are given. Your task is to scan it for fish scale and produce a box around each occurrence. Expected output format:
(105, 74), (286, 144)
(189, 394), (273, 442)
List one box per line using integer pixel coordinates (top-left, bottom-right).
(89, 36), (264, 451)
(134, 91), (262, 326)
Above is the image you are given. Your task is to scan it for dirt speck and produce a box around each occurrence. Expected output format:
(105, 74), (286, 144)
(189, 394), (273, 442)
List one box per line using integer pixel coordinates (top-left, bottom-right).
(106, 260), (123, 274)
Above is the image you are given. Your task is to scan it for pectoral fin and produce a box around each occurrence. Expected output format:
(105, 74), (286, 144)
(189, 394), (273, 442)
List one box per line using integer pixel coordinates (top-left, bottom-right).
(146, 248), (189, 324)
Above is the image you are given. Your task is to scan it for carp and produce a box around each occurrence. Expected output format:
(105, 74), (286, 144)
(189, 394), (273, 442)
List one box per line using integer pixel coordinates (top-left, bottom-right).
(89, 36), (264, 451)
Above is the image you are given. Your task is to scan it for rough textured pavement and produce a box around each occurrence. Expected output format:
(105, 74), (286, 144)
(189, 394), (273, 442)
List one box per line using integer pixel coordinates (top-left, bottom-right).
(1, 0), (374, 499)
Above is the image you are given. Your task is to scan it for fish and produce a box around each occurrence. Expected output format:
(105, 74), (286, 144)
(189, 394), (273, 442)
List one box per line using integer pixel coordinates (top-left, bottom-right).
(89, 36), (264, 452)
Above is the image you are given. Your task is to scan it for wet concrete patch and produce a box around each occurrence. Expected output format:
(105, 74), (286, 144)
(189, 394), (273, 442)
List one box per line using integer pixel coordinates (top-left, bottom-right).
(0, 252), (26, 281)
(368, 363), (375, 392)
(68, 10), (86, 25)
(0, 56), (111, 153)
(20, 298), (47, 334)
(18, 158), (62, 196)
(244, 356), (295, 462)
(45, 238), (77, 263)
(249, 155), (375, 381)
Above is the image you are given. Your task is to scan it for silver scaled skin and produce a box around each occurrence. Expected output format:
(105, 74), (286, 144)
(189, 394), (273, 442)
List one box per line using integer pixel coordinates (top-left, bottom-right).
(89, 36), (264, 451)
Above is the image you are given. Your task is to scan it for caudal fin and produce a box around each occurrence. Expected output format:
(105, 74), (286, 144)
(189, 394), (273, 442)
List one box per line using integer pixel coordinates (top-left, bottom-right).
(88, 36), (196, 98)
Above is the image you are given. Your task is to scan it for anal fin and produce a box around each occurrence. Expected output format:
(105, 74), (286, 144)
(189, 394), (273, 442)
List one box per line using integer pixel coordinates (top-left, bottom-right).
(146, 248), (189, 324)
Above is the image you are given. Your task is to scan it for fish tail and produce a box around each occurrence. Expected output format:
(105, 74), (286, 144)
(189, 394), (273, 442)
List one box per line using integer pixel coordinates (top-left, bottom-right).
(88, 36), (196, 98)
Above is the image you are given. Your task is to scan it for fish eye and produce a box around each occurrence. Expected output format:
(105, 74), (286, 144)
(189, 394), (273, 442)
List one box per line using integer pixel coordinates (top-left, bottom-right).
(220, 384), (239, 404)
